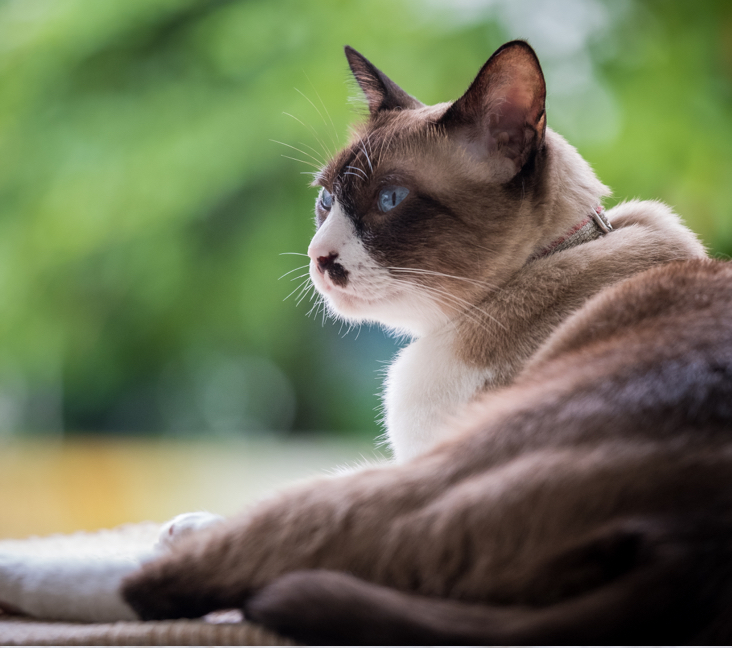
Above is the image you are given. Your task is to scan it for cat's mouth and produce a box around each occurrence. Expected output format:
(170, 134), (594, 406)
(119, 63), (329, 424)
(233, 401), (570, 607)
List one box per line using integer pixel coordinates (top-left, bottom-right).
(311, 263), (388, 312)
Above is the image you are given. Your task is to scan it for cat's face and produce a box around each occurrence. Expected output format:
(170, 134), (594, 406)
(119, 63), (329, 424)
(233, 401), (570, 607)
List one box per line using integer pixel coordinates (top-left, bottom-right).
(308, 42), (547, 337)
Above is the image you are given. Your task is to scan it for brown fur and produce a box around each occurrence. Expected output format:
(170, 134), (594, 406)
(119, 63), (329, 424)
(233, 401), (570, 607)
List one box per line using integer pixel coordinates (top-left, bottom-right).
(120, 43), (732, 643)
(122, 259), (732, 644)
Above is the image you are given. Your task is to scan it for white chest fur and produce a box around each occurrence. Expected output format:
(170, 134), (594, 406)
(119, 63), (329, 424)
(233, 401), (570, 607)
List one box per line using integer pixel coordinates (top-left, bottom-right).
(384, 330), (493, 462)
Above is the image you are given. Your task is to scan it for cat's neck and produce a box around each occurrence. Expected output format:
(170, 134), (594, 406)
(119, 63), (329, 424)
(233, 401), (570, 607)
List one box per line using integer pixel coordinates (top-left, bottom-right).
(533, 129), (610, 255)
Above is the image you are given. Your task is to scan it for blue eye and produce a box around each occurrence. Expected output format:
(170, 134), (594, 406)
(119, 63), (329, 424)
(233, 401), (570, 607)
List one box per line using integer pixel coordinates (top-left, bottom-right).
(320, 188), (333, 210)
(378, 186), (409, 212)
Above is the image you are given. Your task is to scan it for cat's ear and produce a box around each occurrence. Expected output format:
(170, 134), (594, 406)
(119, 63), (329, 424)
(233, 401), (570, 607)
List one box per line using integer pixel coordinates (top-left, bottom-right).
(345, 46), (423, 115)
(440, 41), (547, 178)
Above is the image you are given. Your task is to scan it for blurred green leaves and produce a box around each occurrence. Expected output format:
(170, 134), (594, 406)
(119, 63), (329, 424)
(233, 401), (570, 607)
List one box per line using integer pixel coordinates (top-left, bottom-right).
(0, 0), (729, 437)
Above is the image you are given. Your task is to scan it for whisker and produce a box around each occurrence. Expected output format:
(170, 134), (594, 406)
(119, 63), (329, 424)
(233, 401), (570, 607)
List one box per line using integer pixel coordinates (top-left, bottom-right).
(278, 264), (310, 280)
(296, 283), (316, 307)
(294, 87), (334, 155)
(282, 112), (332, 162)
(280, 252), (310, 257)
(270, 140), (324, 166)
(387, 267), (500, 290)
(281, 154), (321, 169)
(283, 277), (312, 302)
(304, 72), (340, 151)
(299, 140), (328, 163)
(294, 279), (314, 305)
(345, 165), (368, 180)
(306, 294), (321, 318)
(388, 276), (505, 332)
(358, 139), (373, 173)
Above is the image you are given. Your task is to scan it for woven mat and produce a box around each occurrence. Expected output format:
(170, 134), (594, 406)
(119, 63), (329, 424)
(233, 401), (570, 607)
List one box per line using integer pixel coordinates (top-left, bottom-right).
(0, 609), (293, 645)
(0, 525), (295, 645)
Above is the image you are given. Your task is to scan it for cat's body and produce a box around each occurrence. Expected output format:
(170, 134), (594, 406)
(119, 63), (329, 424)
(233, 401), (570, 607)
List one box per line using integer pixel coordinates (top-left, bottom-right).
(121, 258), (732, 645)
(1, 41), (730, 643)
(384, 194), (703, 458)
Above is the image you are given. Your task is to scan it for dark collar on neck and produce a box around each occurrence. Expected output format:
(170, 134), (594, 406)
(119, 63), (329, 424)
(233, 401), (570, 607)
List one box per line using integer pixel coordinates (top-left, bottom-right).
(529, 206), (612, 262)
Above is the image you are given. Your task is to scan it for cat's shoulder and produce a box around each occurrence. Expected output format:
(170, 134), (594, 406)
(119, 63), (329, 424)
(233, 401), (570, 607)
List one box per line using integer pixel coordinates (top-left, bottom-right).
(607, 199), (706, 259)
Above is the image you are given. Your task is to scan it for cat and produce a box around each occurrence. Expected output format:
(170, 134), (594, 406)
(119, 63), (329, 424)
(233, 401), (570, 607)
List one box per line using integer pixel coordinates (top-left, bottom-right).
(121, 258), (732, 645)
(1, 40), (727, 643)
(307, 42), (703, 461)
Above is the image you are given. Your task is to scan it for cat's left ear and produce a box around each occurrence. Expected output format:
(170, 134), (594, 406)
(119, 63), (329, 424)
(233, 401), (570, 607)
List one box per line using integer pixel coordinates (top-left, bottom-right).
(345, 46), (423, 115)
(440, 40), (547, 178)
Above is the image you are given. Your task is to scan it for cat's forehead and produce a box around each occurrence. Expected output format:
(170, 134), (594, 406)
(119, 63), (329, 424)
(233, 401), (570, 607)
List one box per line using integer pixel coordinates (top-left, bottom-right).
(314, 103), (451, 189)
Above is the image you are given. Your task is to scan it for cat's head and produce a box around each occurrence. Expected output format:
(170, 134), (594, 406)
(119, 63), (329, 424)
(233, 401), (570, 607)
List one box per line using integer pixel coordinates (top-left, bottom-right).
(307, 41), (595, 337)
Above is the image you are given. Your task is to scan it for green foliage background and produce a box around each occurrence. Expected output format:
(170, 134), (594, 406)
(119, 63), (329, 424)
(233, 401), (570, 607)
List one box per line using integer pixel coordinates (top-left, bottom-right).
(0, 0), (730, 438)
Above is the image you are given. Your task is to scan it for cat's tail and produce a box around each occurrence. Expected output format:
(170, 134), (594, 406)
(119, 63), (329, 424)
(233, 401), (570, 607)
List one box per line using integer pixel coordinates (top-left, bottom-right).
(244, 517), (732, 645)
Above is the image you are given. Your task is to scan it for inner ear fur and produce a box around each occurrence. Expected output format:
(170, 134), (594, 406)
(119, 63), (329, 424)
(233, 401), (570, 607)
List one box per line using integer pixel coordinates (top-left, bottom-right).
(344, 45), (423, 115)
(440, 40), (547, 175)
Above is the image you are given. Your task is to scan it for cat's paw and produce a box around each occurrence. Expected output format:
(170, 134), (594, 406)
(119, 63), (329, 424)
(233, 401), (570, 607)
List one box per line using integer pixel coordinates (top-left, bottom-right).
(155, 512), (225, 551)
(0, 549), (140, 621)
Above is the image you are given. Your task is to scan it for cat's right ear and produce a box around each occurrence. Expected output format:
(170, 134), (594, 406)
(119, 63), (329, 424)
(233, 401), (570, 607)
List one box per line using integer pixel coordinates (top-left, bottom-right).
(345, 46), (423, 115)
(440, 41), (547, 180)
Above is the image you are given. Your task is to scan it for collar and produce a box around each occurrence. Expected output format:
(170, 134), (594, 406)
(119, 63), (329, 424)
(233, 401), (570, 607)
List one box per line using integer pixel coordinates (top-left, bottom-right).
(528, 205), (612, 262)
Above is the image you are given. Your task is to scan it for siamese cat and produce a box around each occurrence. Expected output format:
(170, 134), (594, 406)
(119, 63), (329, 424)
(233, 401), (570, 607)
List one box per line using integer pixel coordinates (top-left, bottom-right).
(3, 41), (730, 644)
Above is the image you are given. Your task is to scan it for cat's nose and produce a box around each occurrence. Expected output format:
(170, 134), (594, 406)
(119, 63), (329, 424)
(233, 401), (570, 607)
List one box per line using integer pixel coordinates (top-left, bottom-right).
(316, 252), (339, 274)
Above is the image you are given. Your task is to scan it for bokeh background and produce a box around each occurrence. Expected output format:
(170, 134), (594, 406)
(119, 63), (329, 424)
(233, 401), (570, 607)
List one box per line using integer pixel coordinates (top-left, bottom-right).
(1, 0), (730, 537)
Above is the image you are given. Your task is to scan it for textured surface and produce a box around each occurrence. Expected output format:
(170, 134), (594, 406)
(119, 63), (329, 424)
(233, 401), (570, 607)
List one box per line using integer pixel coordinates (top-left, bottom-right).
(0, 609), (294, 646)
(0, 524), (295, 645)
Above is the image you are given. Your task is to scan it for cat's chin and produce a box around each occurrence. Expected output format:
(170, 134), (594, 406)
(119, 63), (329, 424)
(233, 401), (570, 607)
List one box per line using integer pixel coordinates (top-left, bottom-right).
(322, 290), (378, 321)
(324, 290), (449, 338)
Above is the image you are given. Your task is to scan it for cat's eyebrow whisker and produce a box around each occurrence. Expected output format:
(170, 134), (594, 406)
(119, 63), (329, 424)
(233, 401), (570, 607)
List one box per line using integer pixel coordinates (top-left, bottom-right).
(345, 165), (368, 181)
(294, 87), (335, 157)
(358, 139), (374, 174)
(282, 111), (332, 162)
(278, 264), (310, 280)
(270, 140), (325, 166)
(304, 71), (340, 151)
(299, 140), (328, 164)
(343, 172), (366, 181)
(347, 126), (373, 177)
(378, 128), (397, 161)
(281, 154), (321, 169)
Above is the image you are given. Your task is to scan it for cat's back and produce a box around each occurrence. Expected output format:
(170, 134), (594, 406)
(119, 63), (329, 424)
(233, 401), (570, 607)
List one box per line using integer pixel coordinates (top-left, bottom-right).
(530, 257), (732, 376)
(461, 258), (732, 458)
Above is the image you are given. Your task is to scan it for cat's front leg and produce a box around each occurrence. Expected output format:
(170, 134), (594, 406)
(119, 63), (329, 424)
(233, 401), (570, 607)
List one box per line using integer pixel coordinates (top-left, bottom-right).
(121, 458), (449, 621)
(0, 512), (224, 622)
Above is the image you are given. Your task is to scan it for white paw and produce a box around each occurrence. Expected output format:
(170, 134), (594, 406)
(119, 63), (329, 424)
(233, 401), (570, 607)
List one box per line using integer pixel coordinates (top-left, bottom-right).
(155, 512), (225, 551)
(0, 550), (140, 621)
